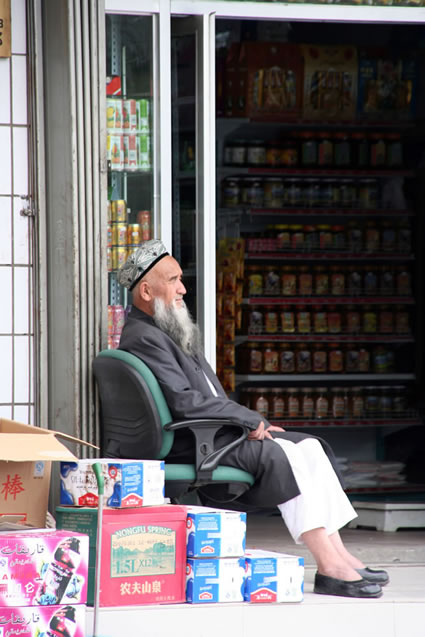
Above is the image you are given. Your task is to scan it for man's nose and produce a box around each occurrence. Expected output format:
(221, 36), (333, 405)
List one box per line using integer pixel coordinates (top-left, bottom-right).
(178, 280), (186, 295)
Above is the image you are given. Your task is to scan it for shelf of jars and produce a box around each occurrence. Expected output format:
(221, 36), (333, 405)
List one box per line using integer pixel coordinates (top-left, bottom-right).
(218, 207), (414, 218)
(236, 334), (414, 344)
(235, 374), (415, 382)
(245, 252), (414, 261)
(244, 296), (415, 306)
(268, 415), (422, 430)
(219, 167), (416, 179)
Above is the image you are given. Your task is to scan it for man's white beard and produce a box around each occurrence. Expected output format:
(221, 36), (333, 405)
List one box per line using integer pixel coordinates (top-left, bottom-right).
(153, 298), (202, 357)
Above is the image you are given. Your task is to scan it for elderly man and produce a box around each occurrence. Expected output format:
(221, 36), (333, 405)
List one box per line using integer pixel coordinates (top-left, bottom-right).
(117, 239), (389, 598)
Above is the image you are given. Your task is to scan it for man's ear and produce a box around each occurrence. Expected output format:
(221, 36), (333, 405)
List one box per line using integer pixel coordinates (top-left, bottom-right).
(138, 280), (152, 302)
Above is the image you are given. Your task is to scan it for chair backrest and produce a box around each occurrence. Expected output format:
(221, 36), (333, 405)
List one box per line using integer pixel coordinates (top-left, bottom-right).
(93, 349), (174, 460)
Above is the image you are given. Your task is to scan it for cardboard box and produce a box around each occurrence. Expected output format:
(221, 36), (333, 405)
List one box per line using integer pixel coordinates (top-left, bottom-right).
(186, 506), (246, 558)
(0, 419), (83, 528)
(98, 505), (187, 606)
(186, 557), (246, 604)
(244, 549), (304, 603)
(0, 605), (86, 637)
(0, 529), (89, 606)
(59, 459), (165, 508)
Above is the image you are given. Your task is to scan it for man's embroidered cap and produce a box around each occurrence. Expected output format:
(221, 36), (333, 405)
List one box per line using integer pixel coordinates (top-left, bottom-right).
(117, 239), (169, 290)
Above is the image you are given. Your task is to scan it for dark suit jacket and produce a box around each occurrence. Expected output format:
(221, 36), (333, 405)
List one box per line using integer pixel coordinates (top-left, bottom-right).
(119, 306), (342, 507)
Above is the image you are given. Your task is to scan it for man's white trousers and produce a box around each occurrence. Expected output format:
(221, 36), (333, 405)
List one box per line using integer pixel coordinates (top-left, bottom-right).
(275, 438), (358, 544)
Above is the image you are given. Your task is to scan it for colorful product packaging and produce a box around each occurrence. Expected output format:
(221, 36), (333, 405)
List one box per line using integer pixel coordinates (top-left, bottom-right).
(357, 48), (417, 121)
(98, 505), (187, 606)
(0, 605), (86, 637)
(302, 44), (358, 120)
(186, 506), (246, 558)
(59, 459), (165, 508)
(244, 549), (304, 603)
(186, 557), (246, 604)
(0, 529), (89, 607)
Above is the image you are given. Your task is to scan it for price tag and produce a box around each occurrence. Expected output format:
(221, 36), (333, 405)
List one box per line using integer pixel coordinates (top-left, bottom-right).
(0, 0), (11, 58)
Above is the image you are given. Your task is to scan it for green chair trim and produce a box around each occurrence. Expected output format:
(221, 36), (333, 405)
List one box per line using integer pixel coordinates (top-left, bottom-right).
(98, 349), (174, 458)
(165, 463), (255, 486)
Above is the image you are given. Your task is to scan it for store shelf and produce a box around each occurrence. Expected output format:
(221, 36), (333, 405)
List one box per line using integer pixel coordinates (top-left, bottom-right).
(244, 296), (415, 306)
(345, 484), (425, 495)
(269, 416), (422, 429)
(216, 117), (417, 132)
(109, 169), (152, 176)
(219, 166), (416, 178)
(236, 334), (414, 344)
(236, 374), (415, 383)
(245, 252), (414, 262)
(237, 207), (414, 217)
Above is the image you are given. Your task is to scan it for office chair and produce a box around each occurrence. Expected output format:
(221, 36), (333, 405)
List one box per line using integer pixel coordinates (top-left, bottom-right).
(93, 349), (255, 503)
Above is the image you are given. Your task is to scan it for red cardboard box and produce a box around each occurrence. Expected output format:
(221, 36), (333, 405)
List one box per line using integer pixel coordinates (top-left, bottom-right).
(98, 505), (187, 606)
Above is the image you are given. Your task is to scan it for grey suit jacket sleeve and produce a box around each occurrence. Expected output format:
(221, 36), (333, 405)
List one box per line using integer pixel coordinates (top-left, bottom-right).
(119, 310), (266, 430)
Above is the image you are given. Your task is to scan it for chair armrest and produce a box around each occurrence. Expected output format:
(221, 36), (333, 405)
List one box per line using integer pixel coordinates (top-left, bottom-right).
(164, 418), (251, 484)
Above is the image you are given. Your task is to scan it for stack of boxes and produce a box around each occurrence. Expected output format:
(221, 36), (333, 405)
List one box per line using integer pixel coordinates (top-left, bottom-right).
(185, 506), (304, 604)
(56, 459), (304, 608)
(0, 529), (89, 637)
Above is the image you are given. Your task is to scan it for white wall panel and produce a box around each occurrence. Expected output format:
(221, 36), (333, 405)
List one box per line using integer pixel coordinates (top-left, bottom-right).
(0, 197), (12, 263)
(12, 127), (29, 196)
(0, 266), (12, 333)
(13, 334), (30, 403)
(0, 336), (13, 403)
(12, 56), (28, 126)
(11, 0), (27, 55)
(13, 266), (29, 334)
(0, 128), (12, 194)
(0, 60), (11, 124)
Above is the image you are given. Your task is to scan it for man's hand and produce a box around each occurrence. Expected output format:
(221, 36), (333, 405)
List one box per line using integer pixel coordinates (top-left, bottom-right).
(248, 421), (285, 441)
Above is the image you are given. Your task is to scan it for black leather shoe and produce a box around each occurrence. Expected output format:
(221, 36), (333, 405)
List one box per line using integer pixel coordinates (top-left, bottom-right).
(314, 573), (382, 598)
(356, 567), (389, 586)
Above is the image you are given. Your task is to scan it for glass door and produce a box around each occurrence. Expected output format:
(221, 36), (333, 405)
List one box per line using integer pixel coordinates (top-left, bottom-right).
(171, 15), (217, 365)
(105, 13), (157, 347)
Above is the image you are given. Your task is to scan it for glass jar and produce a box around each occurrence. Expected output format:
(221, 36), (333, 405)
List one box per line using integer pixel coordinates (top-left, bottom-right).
(328, 305), (342, 334)
(253, 388), (269, 419)
(264, 306), (279, 334)
(315, 388), (329, 419)
(312, 343), (327, 373)
(276, 224), (291, 250)
(365, 387), (379, 415)
(281, 306), (295, 333)
(265, 141), (283, 167)
(263, 342), (279, 373)
(296, 344), (312, 374)
(345, 344), (359, 373)
(347, 221), (363, 253)
(358, 346), (370, 373)
(379, 386), (392, 414)
(331, 388), (345, 418)
(304, 179), (320, 208)
(332, 226), (345, 251)
(379, 305), (394, 334)
(247, 307), (263, 335)
(372, 346), (389, 374)
(264, 266), (281, 296)
(313, 306), (328, 333)
(247, 265), (263, 296)
(318, 225), (333, 251)
(351, 387), (364, 419)
(317, 132), (333, 166)
(297, 305), (312, 333)
(393, 386), (407, 414)
(287, 388), (300, 418)
(365, 221), (380, 253)
(271, 388), (285, 419)
(280, 343), (295, 373)
(241, 177), (264, 207)
(370, 134), (386, 167)
(330, 266), (345, 295)
(328, 343), (344, 372)
(301, 387), (314, 419)
(347, 265), (362, 295)
(363, 305), (378, 334)
(364, 266), (378, 296)
(281, 266), (297, 295)
(247, 140), (266, 166)
(222, 178), (240, 207)
(303, 226), (317, 253)
(298, 265), (313, 295)
(264, 177), (284, 209)
(314, 266), (329, 295)
(227, 139), (247, 166)
(247, 342), (263, 374)
(290, 224), (305, 251)
(379, 265), (394, 296)
(334, 132), (351, 167)
(286, 179), (302, 207)
(340, 179), (355, 208)
(346, 305), (361, 334)
(300, 131), (318, 166)
(358, 179), (378, 210)
(281, 139), (299, 167)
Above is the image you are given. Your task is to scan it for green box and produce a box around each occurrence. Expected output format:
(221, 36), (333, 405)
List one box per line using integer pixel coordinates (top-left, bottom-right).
(56, 506), (98, 567)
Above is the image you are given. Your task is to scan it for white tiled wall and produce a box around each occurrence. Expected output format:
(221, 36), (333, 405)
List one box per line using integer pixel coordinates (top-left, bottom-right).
(0, 0), (33, 424)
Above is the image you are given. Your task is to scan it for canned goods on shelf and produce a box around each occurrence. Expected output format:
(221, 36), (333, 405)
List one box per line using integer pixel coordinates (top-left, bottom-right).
(111, 199), (127, 222)
(127, 224), (141, 245)
(137, 210), (151, 241)
(112, 223), (128, 247)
